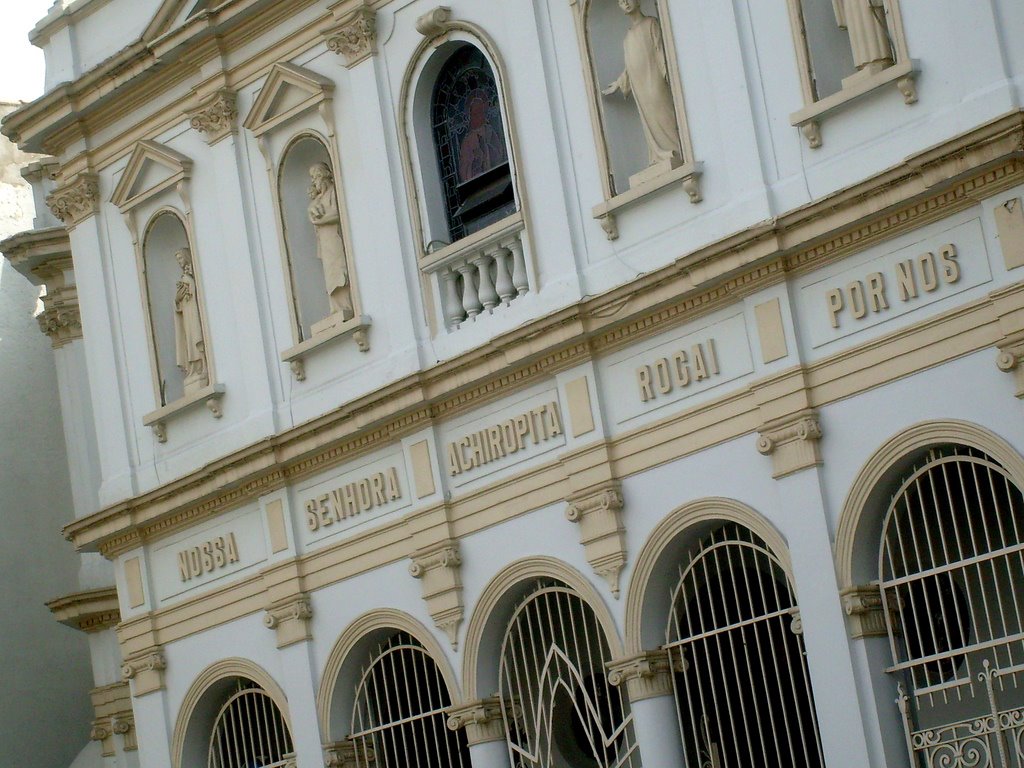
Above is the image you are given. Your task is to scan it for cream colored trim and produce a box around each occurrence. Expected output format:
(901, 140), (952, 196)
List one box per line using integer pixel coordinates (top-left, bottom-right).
(171, 657), (292, 768)
(47, 587), (121, 633)
(445, 696), (505, 745)
(122, 647), (167, 696)
(461, 556), (622, 702)
(564, 376), (596, 438)
(89, 681), (135, 756)
(840, 582), (895, 639)
(124, 556), (146, 608)
(323, 2), (377, 68)
(409, 440), (436, 499)
(188, 89), (238, 145)
(46, 173), (100, 228)
(565, 480), (626, 597)
(754, 297), (788, 364)
(263, 593), (313, 648)
(315, 608), (460, 739)
(266, 499), (289, 553)
(833, 420), (1024, 591)
(756, 409), (823, 478)
(110, 140), (192, 213)
(995, 197), (1024, 271)
(994, 281), (1024, 397)
(606, 649), (677, 702)
(408, 540), (463, 649)
(623, 497), (793, 655)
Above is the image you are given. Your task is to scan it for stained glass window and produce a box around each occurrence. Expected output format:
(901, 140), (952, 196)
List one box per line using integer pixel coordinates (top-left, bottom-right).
(431, 45), (515, 242)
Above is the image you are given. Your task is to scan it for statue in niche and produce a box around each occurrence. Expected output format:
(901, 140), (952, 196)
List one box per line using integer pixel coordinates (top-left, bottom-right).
(601, 0), (683, 181)
(834, 0), (893, 77)
(173, 247), (209, 395)
(308, 162), (354, 325)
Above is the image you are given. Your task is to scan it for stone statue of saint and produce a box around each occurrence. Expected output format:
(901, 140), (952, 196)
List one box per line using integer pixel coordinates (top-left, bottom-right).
(602, 0), (682, 172)
(835, 0), (893, 76)
(308, 162), (353, 322)
(173, 248), (208, 394)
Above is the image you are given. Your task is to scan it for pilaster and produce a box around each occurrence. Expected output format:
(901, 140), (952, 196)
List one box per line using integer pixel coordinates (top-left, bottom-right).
(606, 649), (686, 766)
(121, 647), (166, 696)
(88, 682), (137, 756)
(605, 649), (678, 702)
(264, 594), (314, 648)
(446, 696), (506, 745)
(751, 367), (822, 478)
(405, 501), (464, 648)
(992, 282), (1024, 398)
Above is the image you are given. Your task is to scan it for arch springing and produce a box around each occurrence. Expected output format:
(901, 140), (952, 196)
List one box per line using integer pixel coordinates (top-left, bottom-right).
(207, 681), (294, 768)
(665, 523), (825, 768)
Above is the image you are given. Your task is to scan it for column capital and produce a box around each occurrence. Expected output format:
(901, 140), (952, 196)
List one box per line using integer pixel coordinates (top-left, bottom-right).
(122, 647), (166, 696)
(446, 696), (507, 745)
(841, 582), (897, 639)
(324, 4), (377, 68)
(606, 649), (681, 702)
(189, 89), (238, 145)
(264, 594), (314, 648)
(46, 173), (100, 228)
(756, 409), (823, 478)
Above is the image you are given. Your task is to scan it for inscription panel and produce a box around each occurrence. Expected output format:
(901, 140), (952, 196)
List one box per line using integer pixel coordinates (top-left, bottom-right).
(603, 313), (755, 425)
(800, 218), (992, 348)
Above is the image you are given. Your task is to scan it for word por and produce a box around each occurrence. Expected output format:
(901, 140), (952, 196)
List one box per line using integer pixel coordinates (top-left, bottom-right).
(826, 245), (960, 329)
(637, 340), (720, 402)
(448, 401), (563, 476)
(178, 533), (239, 582)
(305, 468), (403, 532)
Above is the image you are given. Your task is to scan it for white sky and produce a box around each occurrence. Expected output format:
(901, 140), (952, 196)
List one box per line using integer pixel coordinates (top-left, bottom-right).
(0, 1), (55, 103)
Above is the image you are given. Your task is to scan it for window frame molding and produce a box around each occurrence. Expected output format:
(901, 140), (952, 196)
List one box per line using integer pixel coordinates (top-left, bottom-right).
(786, 0), (918, 148)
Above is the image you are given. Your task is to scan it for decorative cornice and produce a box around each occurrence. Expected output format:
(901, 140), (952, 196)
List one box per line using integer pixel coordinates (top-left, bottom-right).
(122, 647), (166, 696)
(409, 539), (463, 649)
(324, 5), (377, 68)
(446, 696), (506, 745)
(263, 594), (313, 648)
(841, 583), (897, 640)
(756, 409), (823, 479)
(606, 649), (681, 702)
(46, 173), (99, 227)
(47, 587), (120, 633)
(566, 480), (627, 597)
(189, 89), (238, 144)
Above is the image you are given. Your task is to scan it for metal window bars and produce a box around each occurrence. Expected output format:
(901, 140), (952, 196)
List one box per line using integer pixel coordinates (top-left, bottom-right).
(498, 583), (639, 768)
(207, 682), (295, 768)
(880, 446), (1024, 768)
(665, 523), (826, 768)
(349, 632), (470, 768)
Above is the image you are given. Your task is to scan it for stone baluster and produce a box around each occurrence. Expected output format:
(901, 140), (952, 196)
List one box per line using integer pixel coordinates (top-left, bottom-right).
(457, 262), (482, 320)
(442, 268), (465, 329)
(492, 245), (515, 306)
(473, 252), (499, 312)
(506, 235), (529, 296)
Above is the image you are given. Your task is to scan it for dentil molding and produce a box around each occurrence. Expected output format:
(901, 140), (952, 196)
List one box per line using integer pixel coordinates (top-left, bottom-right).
(566, 480), (627, 597)
(46, 173), (100, 227)
(263, 594), (314, 648)
(409, 539), (463, 649)
(189, 89), (238, 144)
(606, 649), (681, 702)
(324, 5), (377, 68)
(446, 696), (506, 745)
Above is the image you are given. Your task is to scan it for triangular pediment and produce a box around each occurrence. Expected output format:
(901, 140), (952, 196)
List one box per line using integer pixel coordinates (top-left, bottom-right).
(243, 63), (335, 138)
(111, 141), (193, 212)
(143, 0), (214, 43)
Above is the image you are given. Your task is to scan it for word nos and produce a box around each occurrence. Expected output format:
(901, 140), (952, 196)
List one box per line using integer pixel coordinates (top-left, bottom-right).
(826, 244), (961, 328)
(637, 340), (720, 402)
(305, 467), (403, 532)
(448, 401), (563, 477)
(178, 533), (239, 582)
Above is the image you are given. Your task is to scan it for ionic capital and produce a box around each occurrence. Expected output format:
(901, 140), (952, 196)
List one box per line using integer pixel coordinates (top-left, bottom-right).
(446, 696), (507, 745)
(606, 649), (681, 702)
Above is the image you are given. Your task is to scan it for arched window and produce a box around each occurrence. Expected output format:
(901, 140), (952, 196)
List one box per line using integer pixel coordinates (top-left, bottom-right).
(665, 523), (825, 768)
(879, 446), (1024, 767)
(207, 680), (294, 768)
(350, 632), (470, 768)
(499, 582), (638, 768)
(430, 44), (515, 243)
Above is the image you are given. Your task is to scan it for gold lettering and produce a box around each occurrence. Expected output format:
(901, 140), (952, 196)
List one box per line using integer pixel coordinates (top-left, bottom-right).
(487, 426), (505, 459)
(212, 538), (226, 568)
(329, 489), (344, 523)
(895, 260), (917, 301)
(847, 281), (867, 319)
(866, 272), (888, 312)
(918, 252), (939, 292)
(514, 415), (530, 450)
(468, 432), (485, 469)
(342, 483), (358, 518)
(458, 437), (472, 472)
(200, 543), (213, 572)
(637, 366), (654, 402)
(225, 533), (239, 564)
(178, 551), (190, 581)
(447, 442), (462, 476)
(654, 358), (672, 394)
(672, 351), (690, 387)
(318, 494), (331, 528)
(188, 548), (202, 578)
(826, 288), (843, 328)
(371, 473), (386, 505)
(939, 244), (960, 283)
(386, 467), (401, 500)
(706, 338), (720, 375)
(501, 420), (517, 453)
(692, 343), (709, 381)
(529, 407), (545, 444)
(357, 480), (373, 512)
(545, 402), (562, 437)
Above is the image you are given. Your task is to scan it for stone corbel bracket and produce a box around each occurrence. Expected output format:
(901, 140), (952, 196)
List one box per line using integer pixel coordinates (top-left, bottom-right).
(112, 713), (138, 752)
(992, 282), (1024, 399)
(606, 649), (682, 702)
(996, 337), (1024, 398)
(90, 722), (115, 757)
(756, 409), (823, 479)
(46, 173), (100, 228)
(263, 594), (314, 648)
(324, 738), (368, 768)
(122, 647), (166, 696)
(446, 696), (507, 745)
(37, 288), (82, 348)
(325, 4), (377, 68)
(841, 583), (898, 639)
(416, 6), (452, 38)
(409, 540), (464, 649)
(566, 480), (627, 597)
(189, 89), (238, 145)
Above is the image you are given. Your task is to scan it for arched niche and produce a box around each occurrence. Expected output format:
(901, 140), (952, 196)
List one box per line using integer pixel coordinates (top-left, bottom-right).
(460, 556), (621, 703)
(623, 497), (792, 655)
(171, 658), (291, 768)
(277, 133), (335, 341)
(317, 609), (460, 741)
(143, 209), (203, 406)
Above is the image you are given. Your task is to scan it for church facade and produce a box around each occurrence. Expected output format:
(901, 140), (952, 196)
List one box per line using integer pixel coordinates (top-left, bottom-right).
(4, 1), (1024, 767)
